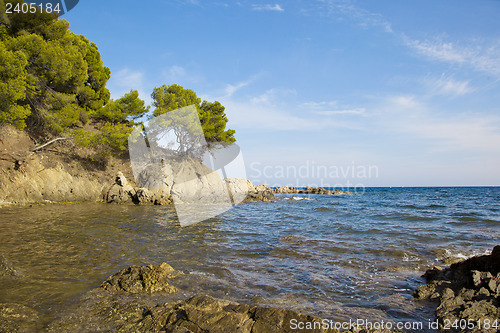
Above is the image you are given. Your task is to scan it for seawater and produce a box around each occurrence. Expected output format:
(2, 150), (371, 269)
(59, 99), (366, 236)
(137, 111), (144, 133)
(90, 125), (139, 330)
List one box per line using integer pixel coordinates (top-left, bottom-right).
(0, 187), (499, 330)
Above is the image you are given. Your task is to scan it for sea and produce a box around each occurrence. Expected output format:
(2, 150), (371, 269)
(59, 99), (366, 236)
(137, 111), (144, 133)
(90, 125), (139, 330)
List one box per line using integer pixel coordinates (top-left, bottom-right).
(1, 187), (499, 331)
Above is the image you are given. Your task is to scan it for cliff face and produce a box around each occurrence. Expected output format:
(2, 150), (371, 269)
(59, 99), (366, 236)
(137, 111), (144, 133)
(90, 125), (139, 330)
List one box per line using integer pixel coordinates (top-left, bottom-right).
(0, 125), (115, 205)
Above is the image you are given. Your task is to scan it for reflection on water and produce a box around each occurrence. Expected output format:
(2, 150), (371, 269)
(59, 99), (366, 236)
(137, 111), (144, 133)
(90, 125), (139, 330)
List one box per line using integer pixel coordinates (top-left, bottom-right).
(0, 187), (499, 329)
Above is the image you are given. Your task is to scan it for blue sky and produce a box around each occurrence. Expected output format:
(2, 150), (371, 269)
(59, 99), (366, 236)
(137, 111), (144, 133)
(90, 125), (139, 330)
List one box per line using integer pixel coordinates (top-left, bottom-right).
(64, 0), (500, 187)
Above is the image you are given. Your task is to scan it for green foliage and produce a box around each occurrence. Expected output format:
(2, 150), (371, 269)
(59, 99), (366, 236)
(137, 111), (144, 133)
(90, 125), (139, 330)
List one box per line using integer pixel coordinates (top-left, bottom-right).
(77, 36), (110, 110)
(0, 1), (110, 135)
(152, 84), (201, 116)
(45, 91), (81, 132)
(73, 123), (133, 157)
(0, 39), (30, 129)
(0, 3), (237, 160)
(200, 100), (236, 145)
(151, 84), (236, 153)
(93, 90), (148, 124)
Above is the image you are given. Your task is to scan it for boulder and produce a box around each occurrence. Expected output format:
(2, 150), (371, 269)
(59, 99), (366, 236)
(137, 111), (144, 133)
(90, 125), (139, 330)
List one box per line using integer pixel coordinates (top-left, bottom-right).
(106, 172), (136, 203)
(245, 183), (275, 202)
(101, 262), (183, 293)
(135, 187), (172, 205)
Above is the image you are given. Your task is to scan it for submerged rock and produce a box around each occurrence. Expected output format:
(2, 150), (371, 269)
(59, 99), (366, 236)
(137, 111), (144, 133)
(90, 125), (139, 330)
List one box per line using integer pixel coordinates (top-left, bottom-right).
(45, 263), (401, 332)
(0, 303), (40, 332)
(101, 262), (183, 293)
(414, 245), (500, 332)
(0, 255), (17, 277)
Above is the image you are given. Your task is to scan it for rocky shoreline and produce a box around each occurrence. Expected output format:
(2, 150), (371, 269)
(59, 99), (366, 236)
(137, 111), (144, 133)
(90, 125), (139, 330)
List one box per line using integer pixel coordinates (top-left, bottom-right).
(0, 125), (276, 207)
(1, 246), (499, 332)
(414, 245), (500, 332)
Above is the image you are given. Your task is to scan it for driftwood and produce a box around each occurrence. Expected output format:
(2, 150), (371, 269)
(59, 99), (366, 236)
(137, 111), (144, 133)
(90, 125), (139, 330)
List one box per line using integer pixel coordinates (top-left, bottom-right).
(31, 137), (69, 152)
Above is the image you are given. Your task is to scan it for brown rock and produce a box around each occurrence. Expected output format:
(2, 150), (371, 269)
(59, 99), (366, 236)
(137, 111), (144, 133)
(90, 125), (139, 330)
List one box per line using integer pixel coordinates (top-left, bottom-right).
(101, 263), (182, 293)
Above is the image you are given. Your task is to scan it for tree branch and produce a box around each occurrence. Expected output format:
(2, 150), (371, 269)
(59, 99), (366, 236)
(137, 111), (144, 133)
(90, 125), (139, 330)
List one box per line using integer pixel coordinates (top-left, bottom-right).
(31, 137), (70, 152)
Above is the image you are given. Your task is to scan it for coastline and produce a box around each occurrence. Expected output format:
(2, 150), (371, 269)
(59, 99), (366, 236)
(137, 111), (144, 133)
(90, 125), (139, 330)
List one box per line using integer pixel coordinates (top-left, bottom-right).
(1, 246), (498, 332)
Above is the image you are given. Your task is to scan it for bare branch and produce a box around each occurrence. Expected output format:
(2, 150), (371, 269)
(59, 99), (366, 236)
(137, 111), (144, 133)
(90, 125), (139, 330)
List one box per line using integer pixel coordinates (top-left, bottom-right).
(31, 137), (69, 152)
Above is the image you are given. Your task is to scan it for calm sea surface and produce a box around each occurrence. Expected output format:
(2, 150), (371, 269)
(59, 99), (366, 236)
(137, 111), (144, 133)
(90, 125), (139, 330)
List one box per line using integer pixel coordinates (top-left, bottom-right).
(1, 187), (499, 330)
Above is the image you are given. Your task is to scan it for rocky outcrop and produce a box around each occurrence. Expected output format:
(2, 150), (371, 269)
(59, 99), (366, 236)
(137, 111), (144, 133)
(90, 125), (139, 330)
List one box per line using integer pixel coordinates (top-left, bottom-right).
(0, 125), (112, 205)
(0, 152), (107, 205)
(105, 165), (274, 205)
(101, 262), (183, 293)
(245, 182), (275, 202)
(105, 172), (136, 204)
(414, 245), (500, 332)
(117, 294), (340, 333)
(274, 186), (349, 195)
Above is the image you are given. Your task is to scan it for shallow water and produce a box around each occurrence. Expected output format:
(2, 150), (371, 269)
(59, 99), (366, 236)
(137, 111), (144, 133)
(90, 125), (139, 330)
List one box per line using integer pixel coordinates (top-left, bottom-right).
(1, 187), (499, 330)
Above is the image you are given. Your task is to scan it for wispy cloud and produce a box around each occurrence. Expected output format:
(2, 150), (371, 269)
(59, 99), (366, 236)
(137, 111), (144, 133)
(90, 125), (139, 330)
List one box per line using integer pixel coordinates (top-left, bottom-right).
(300, 101), (338, 110)
(379, 94), (500, 154)
(166, 65), (186, 82)
(317, 1), (500, 79)
(300, 101), (366, 116)
(252, 4), (284, 12)
(425, 75), (473, 97)
(249, 88), (296, 105)
(317, 0), (392, 32)
(405, 36), (500, 78)
(222, 88), (364, 132)
(223, 75), (262, 97)
(314, 108), (366, 116)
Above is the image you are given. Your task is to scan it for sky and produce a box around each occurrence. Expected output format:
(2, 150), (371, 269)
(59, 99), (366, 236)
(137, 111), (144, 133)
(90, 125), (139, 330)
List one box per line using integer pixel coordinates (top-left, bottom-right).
(63, 0), (500, 187)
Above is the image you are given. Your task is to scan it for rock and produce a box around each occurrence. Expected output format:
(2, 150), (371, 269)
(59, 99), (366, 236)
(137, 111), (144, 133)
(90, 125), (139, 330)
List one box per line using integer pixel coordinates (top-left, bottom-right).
(47, 262), (403, 333)
(224, 178), (250, 204)
(273, 186), (349, 196)
(274, 186), (298, 194)
(414, 245), (500, 331)
(101, 262), (183, 293)
(115, 172), (128, 186)
(106, 172), (136, 203)
(109, 295), (337, 333)
(0, 255), (17, 277)
(245, 183), (275, 202)
(0, 303), (40, 332)
(136, 163), (172, 194)
(487, 277), (497, 294)
(135, 188), (172, 205)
